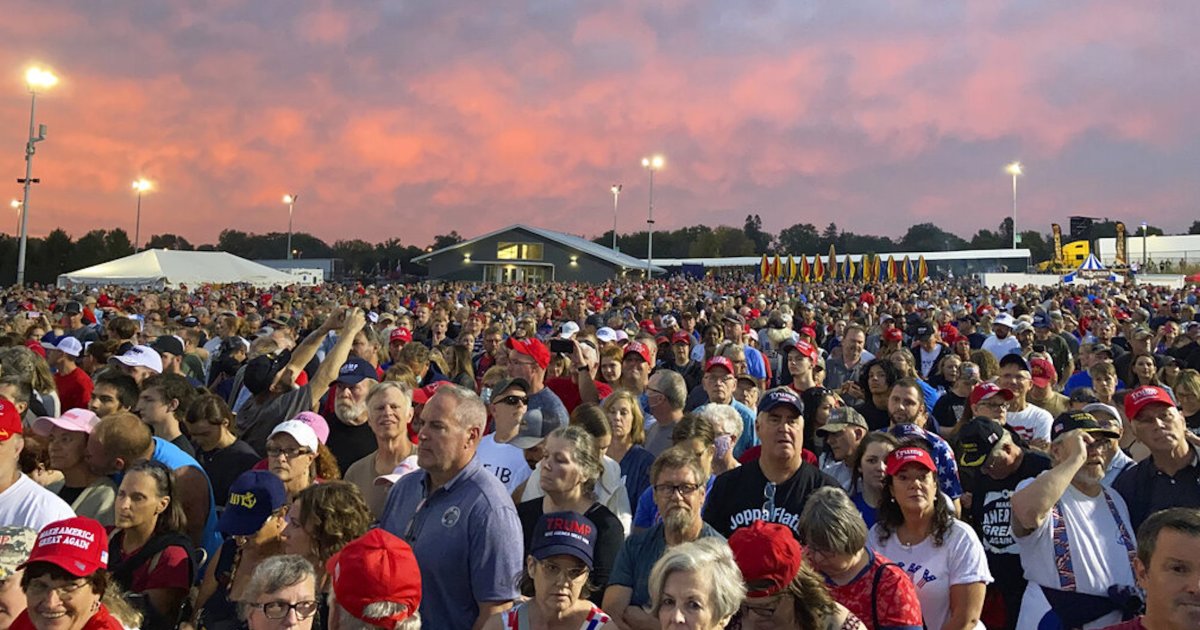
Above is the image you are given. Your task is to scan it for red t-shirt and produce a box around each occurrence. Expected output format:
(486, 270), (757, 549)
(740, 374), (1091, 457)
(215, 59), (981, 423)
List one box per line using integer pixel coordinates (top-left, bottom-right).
(54, 366), (94, 411)
(827, 549), (924, 630)
(120, 542), (192, 593)
(544, 377), (613, 413)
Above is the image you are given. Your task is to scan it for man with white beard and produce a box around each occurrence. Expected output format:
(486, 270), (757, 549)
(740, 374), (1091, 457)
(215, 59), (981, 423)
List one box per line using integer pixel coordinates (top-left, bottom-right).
(602, 447), (725, 630)
(322, 356), (379, 475)
(1010, 411), (1138, 630)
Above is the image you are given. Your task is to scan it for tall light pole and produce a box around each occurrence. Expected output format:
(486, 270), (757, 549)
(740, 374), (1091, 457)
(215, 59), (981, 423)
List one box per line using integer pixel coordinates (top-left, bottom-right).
(610, 184), (621, 251)
(283, 193), (298, 260)
(641, 155), (663, 277)
(10, 200), (22, 236)
(1141, 221), (1148, 268)
(1006, 161), (1022, 249)
(16, 66), (57, 286)
(132, 179), (152, 251)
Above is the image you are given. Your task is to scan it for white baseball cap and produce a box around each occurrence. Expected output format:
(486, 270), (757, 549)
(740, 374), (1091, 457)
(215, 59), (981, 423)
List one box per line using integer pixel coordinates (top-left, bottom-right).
(595, 327), (617, 342)
(559, 321), (580, 339)
(993, 313), (1017, 328)
(268, 420), (320, 453)
(109, 344), (163, 373)
(43, 337), (82, 358)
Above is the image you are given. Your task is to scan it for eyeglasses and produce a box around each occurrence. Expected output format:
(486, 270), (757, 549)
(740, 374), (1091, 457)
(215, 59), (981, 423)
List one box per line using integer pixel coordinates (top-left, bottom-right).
(976, 400), (1010, 412)
(495, 395), (528, 407)
(740, 595), (785, 619)
(653, 483), (701, 498)
(538, 559), (589, 582)
(249, 600), (319, 620)
(763, 482), (777, 522)
(266, 446), (312, 459)
(26, 579), (87, 600)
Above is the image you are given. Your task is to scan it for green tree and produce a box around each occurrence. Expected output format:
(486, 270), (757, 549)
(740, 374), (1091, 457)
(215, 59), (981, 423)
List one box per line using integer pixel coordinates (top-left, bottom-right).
(105, 230), (134, 258)
(743, 214), (772, 253)
(145, 234), (194, 250)
(899, 223), (968, 252)
(777, 223), (820, 255)
(430, 231), (464, 251)
(1190, 221), (1200, 235)
(333, 239), (377, 274)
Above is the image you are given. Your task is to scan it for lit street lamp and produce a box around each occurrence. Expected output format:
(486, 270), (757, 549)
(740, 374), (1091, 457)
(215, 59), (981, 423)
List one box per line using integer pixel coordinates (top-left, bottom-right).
(283, 193), (298, 260)
(641, 155), (663, 277)
(10, 200), (22, 236)
(1141, 221), (1148, 268)
(1005, 161), (1022, 249)
(15, 66), (58, 286)
(132, 179), (152, 251)
(610, 184), (621, 251)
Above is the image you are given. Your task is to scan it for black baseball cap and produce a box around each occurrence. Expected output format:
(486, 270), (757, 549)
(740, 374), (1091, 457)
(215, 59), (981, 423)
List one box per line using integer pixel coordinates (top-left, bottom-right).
(955, 417), (1006, 468)
(1050, 410), (1120, 442)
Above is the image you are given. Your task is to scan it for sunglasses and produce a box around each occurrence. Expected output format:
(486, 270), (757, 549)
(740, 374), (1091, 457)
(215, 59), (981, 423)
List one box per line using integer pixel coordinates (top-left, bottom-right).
(496, 395), (528, 407)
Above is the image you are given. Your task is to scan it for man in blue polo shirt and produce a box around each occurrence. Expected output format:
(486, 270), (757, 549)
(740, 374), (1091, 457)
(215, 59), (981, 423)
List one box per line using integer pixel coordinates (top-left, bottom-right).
(380, 384), (523, 629)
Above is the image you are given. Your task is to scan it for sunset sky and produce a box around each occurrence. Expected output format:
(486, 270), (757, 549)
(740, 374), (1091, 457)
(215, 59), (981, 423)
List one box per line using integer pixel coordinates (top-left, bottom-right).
(3, 1), (1197, 250)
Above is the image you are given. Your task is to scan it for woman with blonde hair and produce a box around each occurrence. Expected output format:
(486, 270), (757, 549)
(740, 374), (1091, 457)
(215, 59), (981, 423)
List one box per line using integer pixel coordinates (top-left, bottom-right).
(602, 389), (655, 512)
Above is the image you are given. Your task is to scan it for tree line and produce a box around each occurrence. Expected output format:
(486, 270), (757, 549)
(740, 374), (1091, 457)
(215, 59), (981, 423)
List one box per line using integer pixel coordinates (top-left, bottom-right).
(3, 216), (1195, 286)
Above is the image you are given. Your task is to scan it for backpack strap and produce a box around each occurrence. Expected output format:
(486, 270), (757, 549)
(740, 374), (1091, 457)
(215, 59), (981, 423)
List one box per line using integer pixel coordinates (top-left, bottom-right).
(871, 560), (902, 630)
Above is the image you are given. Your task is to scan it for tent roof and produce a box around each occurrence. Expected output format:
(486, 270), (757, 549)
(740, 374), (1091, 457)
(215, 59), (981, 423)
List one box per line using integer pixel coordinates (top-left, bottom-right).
(413, 224), (665, 272)
(58, 249), (298, 288)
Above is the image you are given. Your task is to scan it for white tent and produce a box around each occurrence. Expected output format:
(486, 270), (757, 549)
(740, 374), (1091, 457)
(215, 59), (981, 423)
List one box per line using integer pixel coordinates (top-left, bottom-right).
(1062, 253), (1119, 283)
(58, 249), (299, 289)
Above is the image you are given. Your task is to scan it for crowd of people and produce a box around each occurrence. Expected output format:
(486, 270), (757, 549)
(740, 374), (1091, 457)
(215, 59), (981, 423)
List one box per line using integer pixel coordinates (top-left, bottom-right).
(0, 274), (1199, 630)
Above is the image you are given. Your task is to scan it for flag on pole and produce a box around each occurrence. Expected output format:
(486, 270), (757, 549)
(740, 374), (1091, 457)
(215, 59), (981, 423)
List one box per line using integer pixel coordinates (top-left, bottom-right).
(902, 256), (913, 283)
(828, 244), (838, 280)
(886, 255), (897, 281)
(917, 256), (928, 282)
(845, 254), (855, 281)
(814, 254), (825, 281)
(788, 255), (797, 282)
(760, 254), (771, 281)
(773, 253), (783, 281)
(800, 255), (811, 282)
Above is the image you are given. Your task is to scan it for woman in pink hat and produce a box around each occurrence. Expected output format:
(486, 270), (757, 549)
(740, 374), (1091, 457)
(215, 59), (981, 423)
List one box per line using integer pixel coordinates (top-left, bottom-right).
(9, 516), (141, 630)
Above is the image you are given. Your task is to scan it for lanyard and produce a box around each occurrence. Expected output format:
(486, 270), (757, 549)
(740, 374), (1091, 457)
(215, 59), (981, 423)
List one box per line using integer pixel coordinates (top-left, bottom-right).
(1050, 489), (1136, 591)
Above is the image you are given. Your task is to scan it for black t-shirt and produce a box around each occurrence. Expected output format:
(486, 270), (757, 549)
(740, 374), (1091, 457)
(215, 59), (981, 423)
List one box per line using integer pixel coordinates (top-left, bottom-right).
(967, 450), (1051, 623)
(57, 485), (86, 506)
(932, 391), (968, 432)
(855, 399), (891, 432)
(516, 500), (624, 602)
(324, 414), (377, 476)
(198, 439), (262, 508)
(170, 434), (197, 459)
(1187, 409), (1200, 433)
(703, 459), (839, 539)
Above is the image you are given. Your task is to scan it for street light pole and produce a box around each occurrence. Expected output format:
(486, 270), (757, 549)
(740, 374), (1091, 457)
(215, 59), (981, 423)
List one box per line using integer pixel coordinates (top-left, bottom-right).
(132, 179), (152, 251)
(1141, 221), (1148, 268)
(1006, 162), (1022, 249)
(283, 194), (298, 260)
(610, 185), (621, 251)
(16, 67), (56, 286)
(642, 155), (663, 277)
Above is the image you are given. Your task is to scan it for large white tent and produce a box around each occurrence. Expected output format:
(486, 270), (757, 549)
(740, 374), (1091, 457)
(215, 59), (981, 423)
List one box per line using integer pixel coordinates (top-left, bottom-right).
(58, 249), (300, 289)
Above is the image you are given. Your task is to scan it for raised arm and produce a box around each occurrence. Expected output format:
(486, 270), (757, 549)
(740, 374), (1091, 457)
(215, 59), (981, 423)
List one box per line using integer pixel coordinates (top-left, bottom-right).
(1010, 430), (1087, 536)
(306, 308), (367, 408)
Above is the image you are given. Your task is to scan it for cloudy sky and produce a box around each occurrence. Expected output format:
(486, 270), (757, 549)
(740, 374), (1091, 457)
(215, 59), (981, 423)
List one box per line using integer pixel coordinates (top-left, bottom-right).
(3, 1), (1197, 249)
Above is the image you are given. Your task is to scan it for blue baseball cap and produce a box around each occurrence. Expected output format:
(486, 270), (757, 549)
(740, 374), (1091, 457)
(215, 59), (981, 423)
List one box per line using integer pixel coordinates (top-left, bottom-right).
(758, 389), (803, 415)
(531, 512), (597, 569)
(336, 355), (378, 385)
(1032, 313), (1050, 329)
(218, 471), (288, 536)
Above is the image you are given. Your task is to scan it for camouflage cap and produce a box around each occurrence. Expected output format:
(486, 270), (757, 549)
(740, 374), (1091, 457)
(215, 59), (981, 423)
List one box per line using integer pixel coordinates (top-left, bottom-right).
(0, 526), (37, 579)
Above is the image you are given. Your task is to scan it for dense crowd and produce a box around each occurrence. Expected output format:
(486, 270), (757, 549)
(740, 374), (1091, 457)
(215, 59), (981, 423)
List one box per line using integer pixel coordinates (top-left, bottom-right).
(1, 275), (1199, 630)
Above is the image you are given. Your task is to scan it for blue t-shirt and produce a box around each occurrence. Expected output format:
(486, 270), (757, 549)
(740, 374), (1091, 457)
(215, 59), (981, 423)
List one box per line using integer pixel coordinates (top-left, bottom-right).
(380, 458), (524, 630)
(608, 521), (725, 606)
(618, 446), (655, 515)
(150, 437), (222, 561)
(851, 490), (879, 529)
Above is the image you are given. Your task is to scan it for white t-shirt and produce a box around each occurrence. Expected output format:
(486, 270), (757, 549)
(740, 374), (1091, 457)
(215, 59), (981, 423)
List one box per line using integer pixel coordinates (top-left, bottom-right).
(0, 473), (76, 530)
(819, 455), (852, 490)
(982, 335), (1021, 360)
(1013, 478), (1136, 630)
(474, 434), (532, 493)
(1006, 404), (1053, 443)
(919, 346), (942, 379)
(868, 519), (992, 630)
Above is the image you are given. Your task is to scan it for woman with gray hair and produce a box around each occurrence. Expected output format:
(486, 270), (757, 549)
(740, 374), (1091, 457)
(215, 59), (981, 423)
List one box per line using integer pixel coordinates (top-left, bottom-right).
(516, 426), (625, 601)
(243, 555), (319, 630)
(649, 537), (745, 630)
(798, 487), (923, 630)
(693, 404), (743, 475)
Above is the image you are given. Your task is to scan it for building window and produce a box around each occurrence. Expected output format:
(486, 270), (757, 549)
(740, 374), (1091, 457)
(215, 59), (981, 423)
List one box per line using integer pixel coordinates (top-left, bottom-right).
(497, 242), (543, 261)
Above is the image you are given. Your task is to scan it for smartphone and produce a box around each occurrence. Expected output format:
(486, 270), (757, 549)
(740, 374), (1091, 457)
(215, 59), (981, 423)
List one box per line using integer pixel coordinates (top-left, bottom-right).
(26, 311), (40, 319)
(549, 338), (574, 355)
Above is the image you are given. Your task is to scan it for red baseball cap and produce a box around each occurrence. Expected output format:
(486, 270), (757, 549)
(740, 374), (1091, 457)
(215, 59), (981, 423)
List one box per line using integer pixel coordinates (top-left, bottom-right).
(671, 331), (691, 345)
(19, 517), (109, 576)
(389, 327), (412, 345)
(639, 319), (658, 335)
(885, 446), (937, 476)
(411, 381), (449, 405)
(969, 382), (1014, 407)
(623, 341), (652, 365)
(785, 339), (818, 362)
(0, 399), (21, 443)
(328, 529), (421, 627)
(705, 356), (734, 374)
(1124, 386), (1176, 420)
(506, 337), (550, 370)
(883, 328), (904, 343)
(799, 326), (817, 340)
(728, 521), (802, 598)
(1029, 358), (1057, 389)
